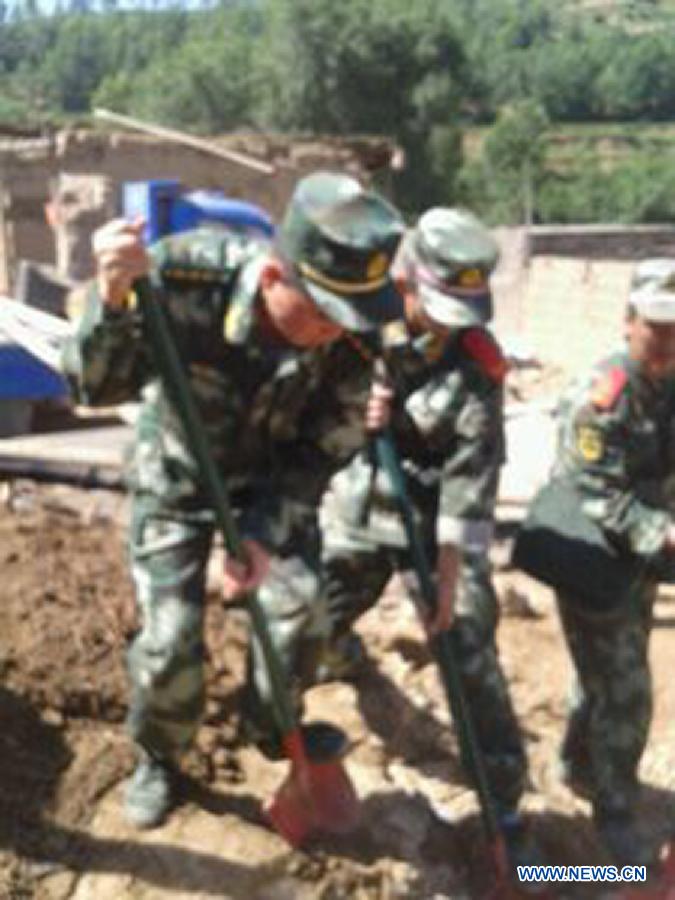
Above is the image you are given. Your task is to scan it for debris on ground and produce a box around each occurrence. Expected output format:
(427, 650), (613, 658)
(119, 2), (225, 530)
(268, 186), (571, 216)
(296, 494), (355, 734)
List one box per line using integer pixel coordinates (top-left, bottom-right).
(1, 486), (674, 899)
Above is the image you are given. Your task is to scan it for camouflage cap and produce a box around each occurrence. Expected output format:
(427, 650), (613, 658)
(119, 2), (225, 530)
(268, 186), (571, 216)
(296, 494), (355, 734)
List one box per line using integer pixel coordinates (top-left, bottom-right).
(629, 258), (675, 322)
(277, 171), (404, 332)
(403, 207), (499, 328)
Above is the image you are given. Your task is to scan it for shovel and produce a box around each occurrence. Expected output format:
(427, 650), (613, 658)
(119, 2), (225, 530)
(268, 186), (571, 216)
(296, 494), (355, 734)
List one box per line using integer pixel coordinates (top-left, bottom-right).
(371, 423), (516, 892)
(135, 276), (360, 846)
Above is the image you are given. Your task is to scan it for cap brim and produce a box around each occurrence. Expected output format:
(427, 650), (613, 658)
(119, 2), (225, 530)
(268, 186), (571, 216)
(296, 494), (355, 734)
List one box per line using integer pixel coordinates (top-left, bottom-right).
(630, 290), (675, 323)
(419, 282), (492, 328)
(302, 276), (403, 333)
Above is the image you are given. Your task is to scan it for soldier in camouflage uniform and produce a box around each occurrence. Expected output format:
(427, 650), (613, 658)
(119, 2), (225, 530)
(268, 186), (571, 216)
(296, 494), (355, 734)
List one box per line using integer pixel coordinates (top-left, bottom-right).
(318, 208), (533, 867)
(62, 171), (404, 829)
(552, 258), (675, 867)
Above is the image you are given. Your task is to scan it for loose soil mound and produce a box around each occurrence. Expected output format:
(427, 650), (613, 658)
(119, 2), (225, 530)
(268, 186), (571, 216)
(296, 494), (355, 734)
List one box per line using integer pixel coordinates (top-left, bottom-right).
(1, 485), (674, 899)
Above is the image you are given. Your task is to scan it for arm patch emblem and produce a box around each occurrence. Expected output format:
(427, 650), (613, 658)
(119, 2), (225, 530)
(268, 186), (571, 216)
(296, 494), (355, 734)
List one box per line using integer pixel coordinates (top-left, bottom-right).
(590, 366), (627, 410)
(461, 328), (508, 382)
(576, 425), (604, 462)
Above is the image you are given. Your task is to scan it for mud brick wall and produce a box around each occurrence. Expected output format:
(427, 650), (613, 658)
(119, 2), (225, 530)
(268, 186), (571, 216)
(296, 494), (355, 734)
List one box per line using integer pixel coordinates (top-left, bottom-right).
(0, 130), (393, 293)
(0, 163), (53, 293)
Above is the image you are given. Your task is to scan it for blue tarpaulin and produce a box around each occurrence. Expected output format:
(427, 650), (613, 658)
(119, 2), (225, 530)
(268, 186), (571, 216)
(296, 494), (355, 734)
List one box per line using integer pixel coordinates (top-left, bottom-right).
(0, 343), (66, 400)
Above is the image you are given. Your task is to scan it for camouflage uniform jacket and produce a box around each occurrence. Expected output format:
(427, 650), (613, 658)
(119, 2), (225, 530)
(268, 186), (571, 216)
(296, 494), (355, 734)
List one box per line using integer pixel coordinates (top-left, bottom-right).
(62, 227), (374, 545)
(322, 326), (506, 551)
(555, 348), (675, 572)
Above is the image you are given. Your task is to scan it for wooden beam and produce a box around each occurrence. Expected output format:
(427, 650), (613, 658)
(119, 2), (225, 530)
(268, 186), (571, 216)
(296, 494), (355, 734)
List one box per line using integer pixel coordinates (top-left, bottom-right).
(0, 425), (130, 469)
(0, 455), (124, 491)
(94, 108), (276, 176)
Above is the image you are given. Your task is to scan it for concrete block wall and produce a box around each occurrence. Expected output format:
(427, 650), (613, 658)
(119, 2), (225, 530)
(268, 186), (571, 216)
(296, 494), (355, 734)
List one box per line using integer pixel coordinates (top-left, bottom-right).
(521, 257), (632, 375)
(491, 225), (675, 376)
(529, 224), (675, 260)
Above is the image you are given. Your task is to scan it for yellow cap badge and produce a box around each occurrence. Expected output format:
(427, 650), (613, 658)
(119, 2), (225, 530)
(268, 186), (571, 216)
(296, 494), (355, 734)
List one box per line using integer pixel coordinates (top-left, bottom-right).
(457, 268), (485, 288)
(576, 425), (604, 462)
(367, 252), (389, 281)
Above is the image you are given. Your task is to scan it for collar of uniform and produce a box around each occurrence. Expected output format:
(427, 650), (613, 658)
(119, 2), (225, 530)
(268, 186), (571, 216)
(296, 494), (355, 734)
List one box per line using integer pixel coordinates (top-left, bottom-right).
(223, 252), (267, 345)
(620, 348), (671, 401)
(414, 326), (467, 365)
(413, 330), (446, 363)
(635, 363), (673, 403)
(383, 319), (430, 361)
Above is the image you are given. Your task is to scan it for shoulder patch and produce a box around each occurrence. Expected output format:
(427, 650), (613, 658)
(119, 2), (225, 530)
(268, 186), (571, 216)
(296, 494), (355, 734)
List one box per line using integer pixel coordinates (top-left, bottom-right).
(153, 229), (240, 286)
(589, 366), (628, 410)
(575, 424), (604, 462)
(161, 266), (225, 285)
(461, 328), (509, 382)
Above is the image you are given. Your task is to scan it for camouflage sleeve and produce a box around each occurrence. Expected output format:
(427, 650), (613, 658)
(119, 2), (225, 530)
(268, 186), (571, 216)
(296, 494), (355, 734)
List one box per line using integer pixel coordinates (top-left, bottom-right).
(404, 368), (504, 552)
(150, 228), (236, 278)
(561, 400), (670, 561)
(61, 230), (239, 407)
(61, 281), (151, 406)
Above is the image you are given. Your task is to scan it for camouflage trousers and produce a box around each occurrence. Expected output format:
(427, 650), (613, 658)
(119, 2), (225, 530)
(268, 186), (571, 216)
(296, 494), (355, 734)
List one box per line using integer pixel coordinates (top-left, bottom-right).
(126, 495), (327, 761)
(320, 528), (527, 816)
(555, 584), (656, 819)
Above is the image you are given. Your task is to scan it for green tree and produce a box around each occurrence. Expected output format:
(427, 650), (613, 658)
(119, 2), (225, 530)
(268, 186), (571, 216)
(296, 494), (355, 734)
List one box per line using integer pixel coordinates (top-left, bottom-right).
(38, 16), (111, 112)
(94, 5), (261, 130)
(455, 0), (556, 119)
(538, 149), (675, 225)
(257, 0), (467, 211)
(459, 100), (549, 224)
(528, 25), (614, 121)
(594, 33), (675, 120)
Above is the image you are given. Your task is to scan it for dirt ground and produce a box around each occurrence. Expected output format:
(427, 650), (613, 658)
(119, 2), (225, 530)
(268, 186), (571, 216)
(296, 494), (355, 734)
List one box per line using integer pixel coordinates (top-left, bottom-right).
(1, 483), (674, 900)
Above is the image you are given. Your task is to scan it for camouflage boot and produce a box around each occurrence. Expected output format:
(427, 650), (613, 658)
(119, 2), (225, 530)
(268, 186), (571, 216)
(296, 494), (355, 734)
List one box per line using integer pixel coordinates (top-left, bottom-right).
(558, 700), (594, 800)
(124, 750), (175, 829)
(557, 755), (594, 801)
(595, 811), (657, 868)
(499, 813), (547, 894)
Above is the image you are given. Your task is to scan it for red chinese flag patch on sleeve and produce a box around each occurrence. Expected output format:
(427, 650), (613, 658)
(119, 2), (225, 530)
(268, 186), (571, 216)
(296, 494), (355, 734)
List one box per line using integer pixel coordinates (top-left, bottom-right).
(590, 367), (628, 410)
(461, 329), (509, 382)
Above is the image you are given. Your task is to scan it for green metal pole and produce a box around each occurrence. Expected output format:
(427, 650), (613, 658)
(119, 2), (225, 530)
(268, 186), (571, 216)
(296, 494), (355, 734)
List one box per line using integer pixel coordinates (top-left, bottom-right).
(373, 427), (504, 850)
(135, 276), (295, 736)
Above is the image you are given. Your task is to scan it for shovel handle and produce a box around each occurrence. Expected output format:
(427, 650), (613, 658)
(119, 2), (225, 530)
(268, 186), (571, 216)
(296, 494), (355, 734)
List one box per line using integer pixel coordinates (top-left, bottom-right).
(373, 425), (506, 854)
(134, 275), (296, 737)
